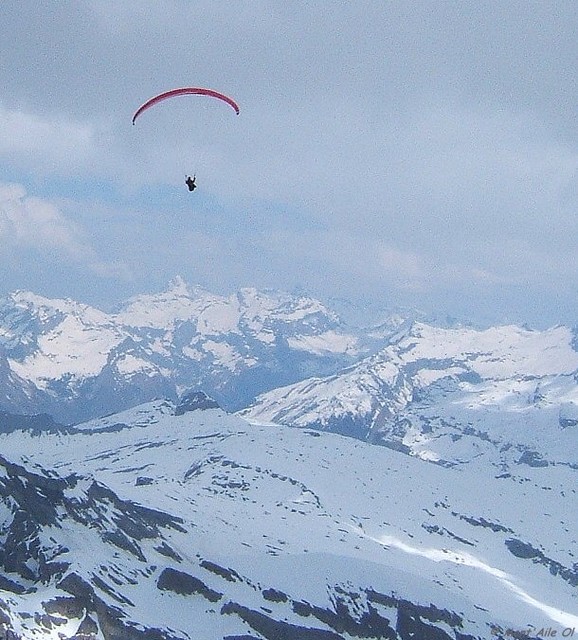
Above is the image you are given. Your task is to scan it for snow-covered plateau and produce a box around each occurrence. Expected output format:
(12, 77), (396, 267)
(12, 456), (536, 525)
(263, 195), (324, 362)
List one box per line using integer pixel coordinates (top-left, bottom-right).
(0, 394), (576, 639)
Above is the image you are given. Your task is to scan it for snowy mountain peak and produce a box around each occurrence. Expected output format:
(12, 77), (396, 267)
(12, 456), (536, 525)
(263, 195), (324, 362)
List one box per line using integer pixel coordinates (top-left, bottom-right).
(2, 290), (111, 332)
(116, 278), (216, 329)
(175, 390), (220, 415)
(167, 274), (191, 296)
(0, 283), (360, 422)
(395, 321), (578, 378)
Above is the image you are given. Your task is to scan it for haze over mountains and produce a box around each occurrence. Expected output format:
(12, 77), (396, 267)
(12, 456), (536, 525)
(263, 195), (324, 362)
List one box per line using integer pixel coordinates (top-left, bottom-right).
(0, 279), (576, 639)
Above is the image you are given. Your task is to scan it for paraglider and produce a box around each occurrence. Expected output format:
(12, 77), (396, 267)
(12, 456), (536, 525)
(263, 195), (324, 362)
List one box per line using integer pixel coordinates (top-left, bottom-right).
(132, 87), (239, 191)
(132, 87), (240, 125)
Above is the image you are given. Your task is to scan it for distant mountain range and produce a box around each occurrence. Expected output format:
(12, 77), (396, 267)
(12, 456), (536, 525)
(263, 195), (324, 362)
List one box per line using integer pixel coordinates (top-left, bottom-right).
(0, 278), (364, 423)
(1, 280), (578, 467)
(1, 280), (577, 472)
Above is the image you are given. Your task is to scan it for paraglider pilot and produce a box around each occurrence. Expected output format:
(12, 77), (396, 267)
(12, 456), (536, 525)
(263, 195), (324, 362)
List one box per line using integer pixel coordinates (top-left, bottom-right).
(185, 175), (196, 191)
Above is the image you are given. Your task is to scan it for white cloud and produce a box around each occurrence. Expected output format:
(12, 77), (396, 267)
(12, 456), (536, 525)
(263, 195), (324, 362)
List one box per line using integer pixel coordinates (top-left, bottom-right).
(0, 183), (129, 280)
(86, 0), (181, 33)
(377, 246), (424, 289)
(0, 183), (86, 256)
(88, 259), (134, 280)
(0, 103), (96, 175)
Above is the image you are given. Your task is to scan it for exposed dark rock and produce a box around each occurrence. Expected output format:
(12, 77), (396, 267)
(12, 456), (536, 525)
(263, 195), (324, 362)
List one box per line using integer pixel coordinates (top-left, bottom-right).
(397, 600), (453, 640)
(154, 543), (182, 562)
(262, 588), (289, 603)
(451, 512), (513, 534)
(505, 539), (578, 587)
(0, 627), (20, 640)
(0, 486), (70, 583)
(0, 455), (74, 526)
(57, 573), (95, 606)
(367, 590), (463, 633)
(291, 595), (396, 639)
(157, 568), (222, 602)
(175, 391), (220, 415)
(221, 601), (343, 640)
(505, 538), (541, 559)
(91, 575), (134, 606)
(517, 450), (548, 468)
(199, 560), (241, 582)
(42, 596), (85, 620)
(421, 523), (474, 546)
(71, 613), (99, 638)
(83, 480), (187, 537)
(135, 476), (154, 486)
(0, 599), (20, 639)
(0, 575), (26, 595)
(59, 573), (181, 640)
(101, 531), (146, 562)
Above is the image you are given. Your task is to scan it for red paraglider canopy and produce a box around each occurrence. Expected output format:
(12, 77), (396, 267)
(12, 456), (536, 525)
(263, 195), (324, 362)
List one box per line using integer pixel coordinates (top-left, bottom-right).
(132, 87), (240, 124)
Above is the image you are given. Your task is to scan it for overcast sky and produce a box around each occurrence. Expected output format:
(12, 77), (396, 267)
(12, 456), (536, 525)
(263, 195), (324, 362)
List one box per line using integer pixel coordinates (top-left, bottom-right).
(1, 1), (578, 327)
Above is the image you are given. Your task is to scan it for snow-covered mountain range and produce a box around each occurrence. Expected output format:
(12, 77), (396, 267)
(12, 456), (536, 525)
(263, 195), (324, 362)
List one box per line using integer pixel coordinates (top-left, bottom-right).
(0, 393), (576, 639)
(0, 282), (576, 638)
(0, 278), (360, 424)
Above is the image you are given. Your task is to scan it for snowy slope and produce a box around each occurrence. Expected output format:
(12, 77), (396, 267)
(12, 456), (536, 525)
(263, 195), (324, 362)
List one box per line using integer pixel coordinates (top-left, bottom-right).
(0, 279), (359, 423)
(0, 396), (576, 639)
(242, 322), (578, 470)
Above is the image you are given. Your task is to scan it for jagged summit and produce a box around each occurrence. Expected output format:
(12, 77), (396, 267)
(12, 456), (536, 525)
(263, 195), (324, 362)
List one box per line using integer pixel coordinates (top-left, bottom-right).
(116, 277), (216, 328)
(0, 281), (359, 423)
(175, 390), (221, 415)
(167, 274), (191, 296)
